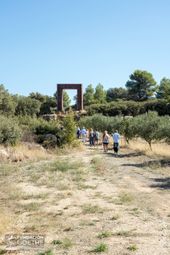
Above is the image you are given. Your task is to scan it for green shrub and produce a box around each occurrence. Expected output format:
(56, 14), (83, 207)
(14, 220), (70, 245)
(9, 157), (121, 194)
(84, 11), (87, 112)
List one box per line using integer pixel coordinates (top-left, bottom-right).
(127, 244), (138, 251)
(0, 84), (17, 116)
(97, 231), (112, 239)
(37, 250), (53, 255)
(156, 115), (170, 142)
(85, 99), (170, 117)
(18, 116), (62, 146)
(60, 114), (76, 145)
(79, 114), (123, 133)
(0, 116), (21, 145)
(15, 96), (41, 117)
(32, 119), (62, 147)
(133, 112), (164, 149)
(34, 120), (61, 136)
(41, 134), (58, 148)
(121, 117), (136, 143)
(91, 243), (108, 253)
(52, 239), (62, 245)
(19, 114), (76, 148)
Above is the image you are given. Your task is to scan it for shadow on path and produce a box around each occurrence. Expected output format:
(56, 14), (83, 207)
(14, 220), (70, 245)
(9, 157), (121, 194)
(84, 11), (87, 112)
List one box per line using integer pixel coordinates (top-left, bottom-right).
(106, 151), (144, 158)
(121, 159), (170, 169)
(150, 177), (170, 190)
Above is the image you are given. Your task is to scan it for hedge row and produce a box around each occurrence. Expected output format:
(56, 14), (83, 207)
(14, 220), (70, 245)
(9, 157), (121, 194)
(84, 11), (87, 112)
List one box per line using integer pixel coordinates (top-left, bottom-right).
(86, 99), (170, 116)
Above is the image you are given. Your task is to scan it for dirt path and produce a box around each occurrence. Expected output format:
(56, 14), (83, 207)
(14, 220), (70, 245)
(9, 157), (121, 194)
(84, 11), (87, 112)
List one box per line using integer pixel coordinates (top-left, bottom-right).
(0, 145), (169, 255)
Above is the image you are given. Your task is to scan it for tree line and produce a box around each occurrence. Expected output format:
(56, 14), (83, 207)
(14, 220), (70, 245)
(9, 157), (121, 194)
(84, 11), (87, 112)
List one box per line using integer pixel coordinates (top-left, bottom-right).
(86, 99), (170, 117)
(0, 85), (71, 117)
(1, 69), (170, 118)
(83, 70), (170, 105)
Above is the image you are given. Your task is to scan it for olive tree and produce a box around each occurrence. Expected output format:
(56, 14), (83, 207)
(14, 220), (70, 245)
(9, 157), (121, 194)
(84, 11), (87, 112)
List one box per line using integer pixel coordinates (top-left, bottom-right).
(133, 112), (162, 149)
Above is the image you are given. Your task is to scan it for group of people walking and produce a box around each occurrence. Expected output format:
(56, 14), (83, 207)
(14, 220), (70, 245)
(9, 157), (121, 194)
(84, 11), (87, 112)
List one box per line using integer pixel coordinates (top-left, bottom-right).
(76, 127), (120, 154)
(76, 127), (99, 146)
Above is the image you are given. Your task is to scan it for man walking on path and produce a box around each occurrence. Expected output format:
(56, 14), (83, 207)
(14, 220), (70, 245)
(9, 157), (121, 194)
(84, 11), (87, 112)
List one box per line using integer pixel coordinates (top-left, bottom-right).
(112, 130), (120, 155)
(89, 128), (95, 146)
(76, 127), (81, 139)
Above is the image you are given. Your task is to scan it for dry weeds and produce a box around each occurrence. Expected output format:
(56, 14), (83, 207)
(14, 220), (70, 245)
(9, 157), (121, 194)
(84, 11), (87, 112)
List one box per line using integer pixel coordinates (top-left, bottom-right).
(0, 145), (169, 254)
(129, 138), (170, 158)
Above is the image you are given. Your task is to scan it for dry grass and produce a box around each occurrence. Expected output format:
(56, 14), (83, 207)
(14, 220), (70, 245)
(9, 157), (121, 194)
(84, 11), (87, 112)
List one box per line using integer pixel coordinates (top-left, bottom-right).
(0, 143), (51, 162)
(118, 192), (134, 204)
(113, 229), (136, 237)
(0, 142), (84, 163)
(0, 143), (169, 254)
(12, 144), (52, 161)
(0, 164), (17, 176)
(54, 140), (85, 155)
(97, 231), (112, 239)
(0, 212), (12, 235)
(81, 204), (104, 214)
(90, 156), (112, 174)
(129, 139), (170, 157)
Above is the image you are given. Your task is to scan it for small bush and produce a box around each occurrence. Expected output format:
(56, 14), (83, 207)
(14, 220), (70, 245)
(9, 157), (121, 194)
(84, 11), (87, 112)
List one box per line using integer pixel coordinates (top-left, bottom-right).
(119, 192), (134, 203)
(97, 231), (112, 239)
(90, 243), (108, 253)
(52, 239), (62, 245)
(51, 238), (73, 249)
(62, 238), (73, 249)
(41, 134), (58, 148)
(33, 114), (76, 147)
(61, 114), (76, 145)
(37, 250), (53, 255)
(0, 116), (21, 145)
(127, 244), (138, 251)
(32, 118), (62, 147)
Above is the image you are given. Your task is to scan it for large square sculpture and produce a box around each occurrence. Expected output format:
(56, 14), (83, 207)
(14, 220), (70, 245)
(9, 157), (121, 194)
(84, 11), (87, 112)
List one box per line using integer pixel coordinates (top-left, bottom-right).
(57, 84), (83, 112)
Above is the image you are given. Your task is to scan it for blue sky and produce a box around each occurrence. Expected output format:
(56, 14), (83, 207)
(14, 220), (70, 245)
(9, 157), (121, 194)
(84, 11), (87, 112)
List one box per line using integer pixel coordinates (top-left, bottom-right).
(1, 0), (170, 100)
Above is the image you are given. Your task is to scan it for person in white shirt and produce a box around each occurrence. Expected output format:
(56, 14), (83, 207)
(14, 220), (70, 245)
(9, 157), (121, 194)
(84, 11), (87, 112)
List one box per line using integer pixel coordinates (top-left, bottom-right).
(112, 130), (120, 154)
(81, 127), (87, 143)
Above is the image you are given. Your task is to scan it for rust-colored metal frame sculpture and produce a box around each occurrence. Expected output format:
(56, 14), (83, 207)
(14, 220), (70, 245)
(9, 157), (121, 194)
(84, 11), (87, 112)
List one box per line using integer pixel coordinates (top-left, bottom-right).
(57, 84), (83, 112)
